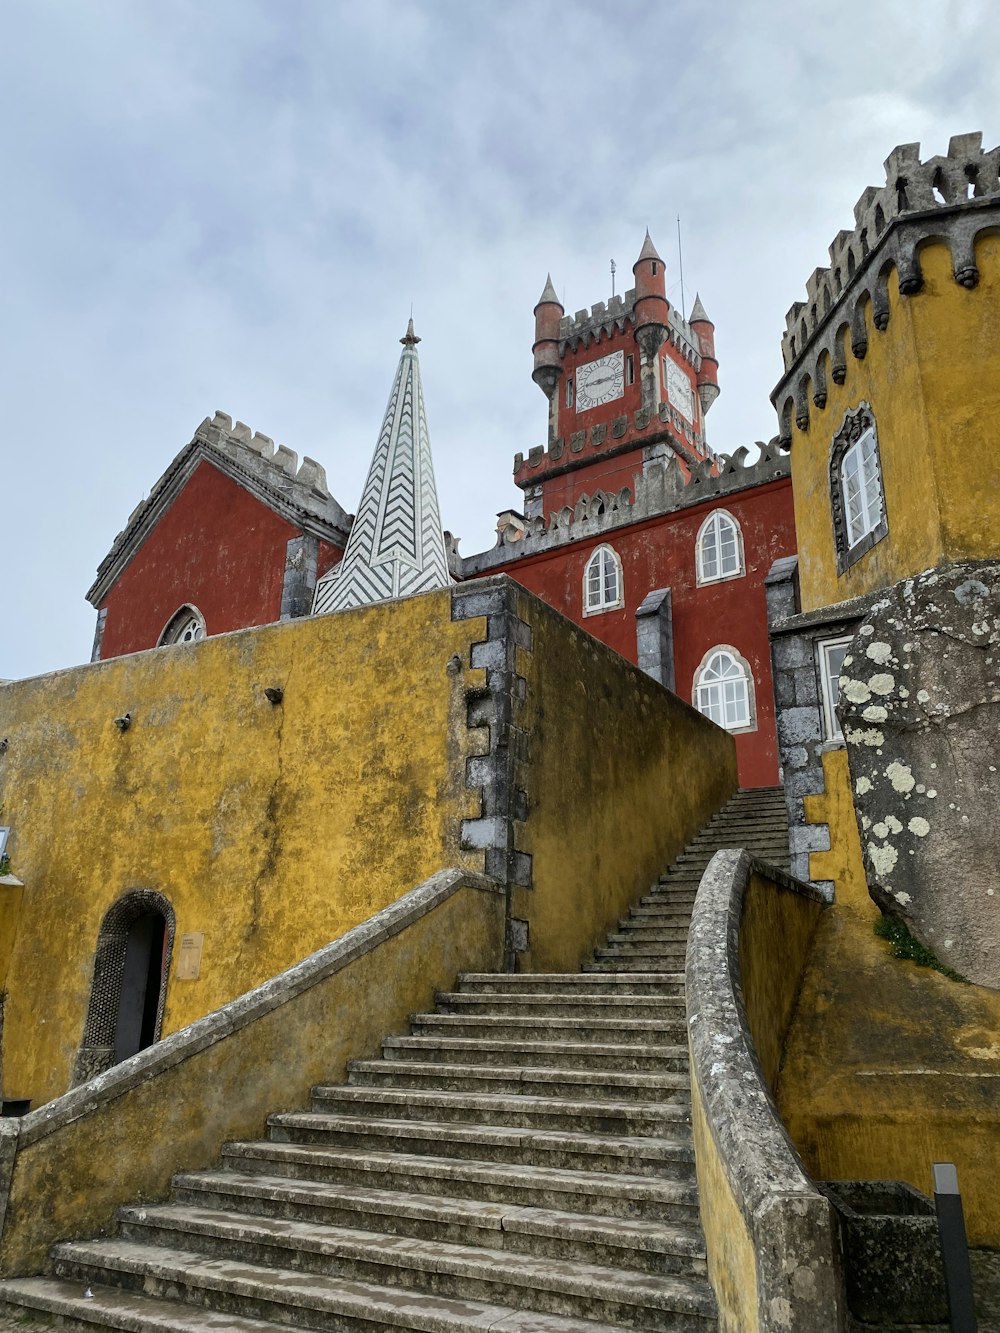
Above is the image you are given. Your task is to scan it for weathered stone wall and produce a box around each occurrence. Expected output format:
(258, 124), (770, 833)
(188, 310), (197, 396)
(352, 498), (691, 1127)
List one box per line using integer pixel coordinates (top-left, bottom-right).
(687, 849), (843, 1331)
(0, 870), (504, 1277)
(839, 561), (1000, 987)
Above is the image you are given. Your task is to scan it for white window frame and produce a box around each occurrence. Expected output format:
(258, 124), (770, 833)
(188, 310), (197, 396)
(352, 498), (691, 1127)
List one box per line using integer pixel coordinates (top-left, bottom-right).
(831, 404), (887, 573)
(818, 635), (853, 743)
(695, 509), (745, 586)
(158, 605), (207, 646)
(692, 645), (757, 734)
(840, 426), (882, 548)
(583, 544), (624, 616)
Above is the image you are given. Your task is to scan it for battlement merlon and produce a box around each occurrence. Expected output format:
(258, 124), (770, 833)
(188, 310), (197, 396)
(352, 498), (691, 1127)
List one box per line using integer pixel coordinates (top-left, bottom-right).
(512, 400), (710, 491)
(86, 412), (353, 608)
(461, 441), (790, 578)
(553, 288), (703, 370)
(778, 133), (1000, 373)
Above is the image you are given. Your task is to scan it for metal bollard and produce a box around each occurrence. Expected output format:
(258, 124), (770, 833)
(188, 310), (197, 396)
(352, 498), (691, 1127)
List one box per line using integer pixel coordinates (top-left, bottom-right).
(933, 1163), (977, 1332)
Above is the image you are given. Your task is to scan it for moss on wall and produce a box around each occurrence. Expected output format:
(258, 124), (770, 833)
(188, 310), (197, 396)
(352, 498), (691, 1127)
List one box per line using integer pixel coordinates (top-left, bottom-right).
(789, 237), (1000, 615)
(510, 586), (738, 973)
(0, 590), (482, 1105)
(781, 751), (1000, 1244)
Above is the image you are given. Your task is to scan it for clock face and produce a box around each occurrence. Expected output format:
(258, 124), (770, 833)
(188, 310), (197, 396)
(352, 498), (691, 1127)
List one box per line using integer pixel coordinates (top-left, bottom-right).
(575, 350), (624, 411)
(665, 358), (696, 423)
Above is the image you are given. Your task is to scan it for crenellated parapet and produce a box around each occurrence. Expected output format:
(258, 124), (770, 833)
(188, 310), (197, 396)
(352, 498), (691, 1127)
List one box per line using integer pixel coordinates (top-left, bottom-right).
(513, 399), (708, 491)
(193, 411), (341, 515)
(460, 440), (789, 576)
(88, 411), (352, 607)
(556, 288), (702, 369)
(774, 133), (1000, 440)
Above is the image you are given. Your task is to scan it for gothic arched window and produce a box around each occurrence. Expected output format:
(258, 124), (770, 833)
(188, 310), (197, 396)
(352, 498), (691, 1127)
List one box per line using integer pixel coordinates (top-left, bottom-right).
(583, 545), (623, 615)
(693, 647), (757, 733)
(158, 605), (206, 646)
(696, 509), (744, 585)
(830, 403), (887, 573)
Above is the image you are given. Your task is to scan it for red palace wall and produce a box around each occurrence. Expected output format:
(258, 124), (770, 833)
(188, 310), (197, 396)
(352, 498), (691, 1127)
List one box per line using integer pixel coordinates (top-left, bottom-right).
(492, 476), (795, 788)
(98, 461), (342, 659)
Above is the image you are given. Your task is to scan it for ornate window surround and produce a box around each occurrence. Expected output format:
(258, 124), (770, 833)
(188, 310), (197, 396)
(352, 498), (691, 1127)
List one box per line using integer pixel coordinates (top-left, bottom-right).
(695, 508), (745, 586)
(158, 604), (207, 646)
(830, 402), (888, 574)
(692, 644), (758, 735)
(583, 544), (624, 616)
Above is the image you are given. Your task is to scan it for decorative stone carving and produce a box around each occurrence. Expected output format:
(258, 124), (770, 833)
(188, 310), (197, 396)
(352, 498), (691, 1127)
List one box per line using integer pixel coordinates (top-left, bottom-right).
(839, 561), (1000, 987)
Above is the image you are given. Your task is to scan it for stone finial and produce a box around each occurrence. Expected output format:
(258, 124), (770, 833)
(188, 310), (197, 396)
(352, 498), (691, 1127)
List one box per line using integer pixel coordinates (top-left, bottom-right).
(536, 274), (561, 308)
(689, 293), (711, 324)
(400, 318), (421, 347)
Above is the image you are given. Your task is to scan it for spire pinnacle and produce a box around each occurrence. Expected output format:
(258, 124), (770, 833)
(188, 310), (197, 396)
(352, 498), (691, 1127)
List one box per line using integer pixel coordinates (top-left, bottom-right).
(312, 329), (449, 613)
(636, 230), (663, 264)
(690, 292), (711, 324)
(536, 273), (561, 308)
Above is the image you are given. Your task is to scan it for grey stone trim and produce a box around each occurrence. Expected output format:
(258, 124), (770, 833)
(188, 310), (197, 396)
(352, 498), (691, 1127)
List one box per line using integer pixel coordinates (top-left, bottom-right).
(767, 558), (870, 886)
(87, 413), (351, 607)
(828, 404), (888, 574)
(459, 441), (790, 577)
(687, 848), (845, 1330)
(452, 580), (533, 947)
(13, 867), (501, 1154)
(773, 134), (1000, 436)
(90, 608), (108, 663)
(635, 587), (674, 691)
(280, 534), (320, 620)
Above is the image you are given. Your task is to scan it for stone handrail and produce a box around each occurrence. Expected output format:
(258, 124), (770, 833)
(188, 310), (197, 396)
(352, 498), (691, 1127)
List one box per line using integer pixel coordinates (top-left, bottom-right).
(0, 867), (504, 1275)
(686, 848), (845, 1332)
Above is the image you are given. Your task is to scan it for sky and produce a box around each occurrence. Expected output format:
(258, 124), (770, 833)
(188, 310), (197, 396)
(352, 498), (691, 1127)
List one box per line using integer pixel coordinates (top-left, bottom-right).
(3, 0), (999, 681)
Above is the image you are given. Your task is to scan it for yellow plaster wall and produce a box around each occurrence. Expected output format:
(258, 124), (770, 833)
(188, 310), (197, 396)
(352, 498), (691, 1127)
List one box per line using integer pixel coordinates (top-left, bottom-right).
(690, 1064), (759, 1333)
(510, 587), (739, 973)
(0, 590), (482, 1106)
(780, 748), (1000, 1244)
(1, 877), (505, 1276)
(788, 237), (1000, 614)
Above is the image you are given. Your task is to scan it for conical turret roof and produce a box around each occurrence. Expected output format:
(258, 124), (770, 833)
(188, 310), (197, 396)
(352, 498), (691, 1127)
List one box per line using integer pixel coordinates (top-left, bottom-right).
(635, 229), (663, 264)
(689, 292), (712, 324)
(312, 322), (450, 614)
(535, 273), (562, 308)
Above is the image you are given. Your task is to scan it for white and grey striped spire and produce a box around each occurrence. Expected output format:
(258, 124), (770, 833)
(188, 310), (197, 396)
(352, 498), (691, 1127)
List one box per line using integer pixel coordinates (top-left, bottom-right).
(312, 320), (450, 614)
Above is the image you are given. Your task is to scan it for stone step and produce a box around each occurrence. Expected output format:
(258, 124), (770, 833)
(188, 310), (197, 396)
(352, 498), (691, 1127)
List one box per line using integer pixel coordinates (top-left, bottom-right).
(346, 1059), (692, 1103)
(267, 1112), (694, 1177)
(48, 1244), (656, 1333)
(172, 1171), (707, 1276)
(0, 1279), (294, 1333)
(592, 947), (687, 963)
(381, 1035), (690, 1072)
(54, 1237), (714, 1333)
(108, 1208), (716, 1328)
(409, 1014), (688, 1043)
(309, 1085), (692, 1134)
(222, 1141), (702, 1222)
(457, 972), (684, 994)
(433, 992), (687, 1019)
(581, 961), (689, 976)
(606, 930), (689, 945)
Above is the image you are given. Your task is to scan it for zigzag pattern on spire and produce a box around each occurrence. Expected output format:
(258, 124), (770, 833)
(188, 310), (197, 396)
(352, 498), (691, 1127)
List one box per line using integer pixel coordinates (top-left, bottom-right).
(313, 335), (450, 615)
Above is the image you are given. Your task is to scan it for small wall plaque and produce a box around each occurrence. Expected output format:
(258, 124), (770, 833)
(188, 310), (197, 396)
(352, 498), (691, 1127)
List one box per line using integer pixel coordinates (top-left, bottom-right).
(176, 932), (205, 981)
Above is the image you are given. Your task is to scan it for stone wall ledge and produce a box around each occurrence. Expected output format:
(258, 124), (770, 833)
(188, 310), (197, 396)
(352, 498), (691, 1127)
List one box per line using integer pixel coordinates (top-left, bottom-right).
(687, 848), (845, 1331)
(13, 867), (499, 1153)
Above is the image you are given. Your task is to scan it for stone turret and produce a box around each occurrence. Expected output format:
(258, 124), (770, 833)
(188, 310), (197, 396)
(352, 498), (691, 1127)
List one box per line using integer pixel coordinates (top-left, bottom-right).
(632, 231), (670, 411)
(532, 274), (564, 400)
(689, 294), (720, 417)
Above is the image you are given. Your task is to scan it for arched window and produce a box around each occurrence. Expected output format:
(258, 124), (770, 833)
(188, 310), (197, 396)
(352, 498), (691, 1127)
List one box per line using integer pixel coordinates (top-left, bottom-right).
(73, 890), (175, 1085)
(696, 510), (744, 584)
(158, 605), (206, 646)
(583, 545), (623, 615)
(830, 403), (887, 573)
(693, 647), (756, 733)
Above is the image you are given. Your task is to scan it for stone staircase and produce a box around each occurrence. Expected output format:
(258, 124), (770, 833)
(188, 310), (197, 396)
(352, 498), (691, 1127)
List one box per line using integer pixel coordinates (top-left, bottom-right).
(0, 787), (788, 1332)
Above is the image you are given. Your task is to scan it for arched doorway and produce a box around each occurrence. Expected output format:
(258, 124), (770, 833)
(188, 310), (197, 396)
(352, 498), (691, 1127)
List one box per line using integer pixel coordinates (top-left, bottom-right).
(73, 891), (175, 1085)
